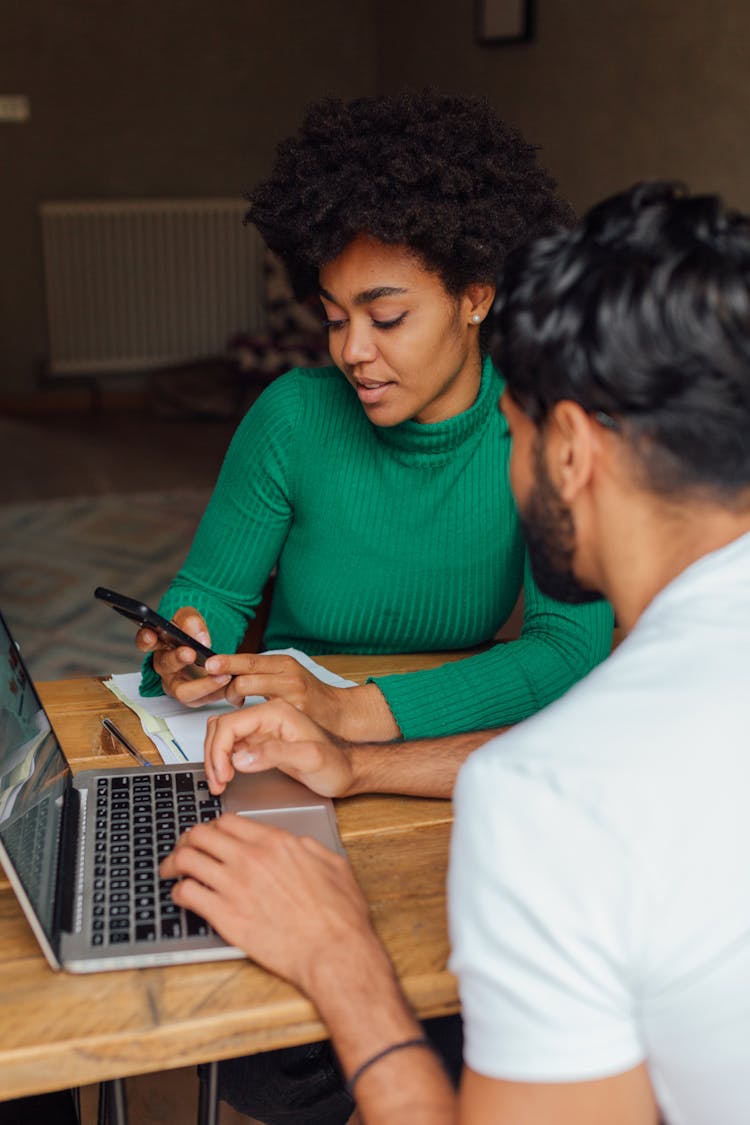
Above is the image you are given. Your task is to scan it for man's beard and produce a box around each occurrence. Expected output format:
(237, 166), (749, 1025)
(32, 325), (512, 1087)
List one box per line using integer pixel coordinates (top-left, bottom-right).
(519, 439), (604, 605)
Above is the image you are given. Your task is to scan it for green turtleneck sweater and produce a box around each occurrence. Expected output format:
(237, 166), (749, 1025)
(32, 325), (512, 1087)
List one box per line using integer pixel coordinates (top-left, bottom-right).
(141, 361), (613, 738)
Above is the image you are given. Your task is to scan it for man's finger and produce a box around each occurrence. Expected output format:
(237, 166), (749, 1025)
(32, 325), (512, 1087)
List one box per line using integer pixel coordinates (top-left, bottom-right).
(232, 737), (333, 786)
(204, 709), (275, 792)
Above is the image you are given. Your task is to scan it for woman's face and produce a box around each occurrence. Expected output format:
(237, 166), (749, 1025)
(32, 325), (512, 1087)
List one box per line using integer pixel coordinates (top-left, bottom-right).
(319, 235), (493, 427)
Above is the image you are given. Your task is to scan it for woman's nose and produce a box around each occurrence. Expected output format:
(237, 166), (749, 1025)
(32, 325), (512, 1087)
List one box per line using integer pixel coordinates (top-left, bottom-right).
(340, 321), (377, 366)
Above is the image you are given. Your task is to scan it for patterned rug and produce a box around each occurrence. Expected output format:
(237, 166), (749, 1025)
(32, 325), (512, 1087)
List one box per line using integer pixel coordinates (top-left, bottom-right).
(0, 489), (211, 682)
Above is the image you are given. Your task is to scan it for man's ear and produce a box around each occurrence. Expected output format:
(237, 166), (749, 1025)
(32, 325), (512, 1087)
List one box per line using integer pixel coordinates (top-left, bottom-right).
(546, 401), (597, 503)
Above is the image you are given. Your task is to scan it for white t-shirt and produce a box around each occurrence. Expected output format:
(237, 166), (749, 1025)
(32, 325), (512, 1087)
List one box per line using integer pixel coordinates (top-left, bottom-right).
(449, 531), (750, 1125)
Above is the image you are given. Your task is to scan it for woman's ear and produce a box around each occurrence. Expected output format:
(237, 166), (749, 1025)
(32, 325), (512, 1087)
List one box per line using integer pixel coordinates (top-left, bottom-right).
(464, 283), (496, 326)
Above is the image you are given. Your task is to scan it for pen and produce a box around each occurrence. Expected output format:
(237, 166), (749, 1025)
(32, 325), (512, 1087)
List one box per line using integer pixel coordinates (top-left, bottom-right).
(170, 736), (188, 763)
(101, 717), (152, 767)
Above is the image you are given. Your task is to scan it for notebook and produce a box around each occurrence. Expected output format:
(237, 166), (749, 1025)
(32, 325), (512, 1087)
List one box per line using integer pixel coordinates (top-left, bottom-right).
(0, 609), (345, 973)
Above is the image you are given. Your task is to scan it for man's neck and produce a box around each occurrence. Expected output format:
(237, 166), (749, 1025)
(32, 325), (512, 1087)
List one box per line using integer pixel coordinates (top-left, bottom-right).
(595, 498), (750, 633)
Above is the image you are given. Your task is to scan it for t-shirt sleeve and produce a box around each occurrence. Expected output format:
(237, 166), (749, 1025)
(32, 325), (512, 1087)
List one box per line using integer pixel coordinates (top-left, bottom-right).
(370, 552), (614, 739)
(448, 744), (646, 1081)
(139, 374), (302, 695)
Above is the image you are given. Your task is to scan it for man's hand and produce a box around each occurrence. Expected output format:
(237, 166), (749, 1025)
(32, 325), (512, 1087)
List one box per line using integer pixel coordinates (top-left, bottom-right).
(161, 815), (457, 1125)
(203, 652), (400, 741)
(135, 606), (232, 705)
(205, 699), (499, 802)
(159, 814), (374, 996)
(204, 699), (355, 798)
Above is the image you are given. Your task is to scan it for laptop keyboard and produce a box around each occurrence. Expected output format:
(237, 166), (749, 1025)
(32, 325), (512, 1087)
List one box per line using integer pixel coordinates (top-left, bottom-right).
(91, 771), (222, 947)
(3, 796), (50, 894)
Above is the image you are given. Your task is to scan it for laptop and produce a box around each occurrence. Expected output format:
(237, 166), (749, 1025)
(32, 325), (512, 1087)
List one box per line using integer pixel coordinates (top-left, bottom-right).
(0, 609), (344, 973)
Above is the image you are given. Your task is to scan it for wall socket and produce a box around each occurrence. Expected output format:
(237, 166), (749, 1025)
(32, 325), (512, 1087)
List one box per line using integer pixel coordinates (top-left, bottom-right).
(0, 95), (31, 123)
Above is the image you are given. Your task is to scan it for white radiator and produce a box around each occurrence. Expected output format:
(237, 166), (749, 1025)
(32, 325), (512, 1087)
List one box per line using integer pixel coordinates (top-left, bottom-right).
(40, 198), (266, 376)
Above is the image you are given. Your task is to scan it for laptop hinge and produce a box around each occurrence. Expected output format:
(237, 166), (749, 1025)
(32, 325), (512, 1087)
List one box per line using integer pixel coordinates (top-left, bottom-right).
(54, 783), (81, 936)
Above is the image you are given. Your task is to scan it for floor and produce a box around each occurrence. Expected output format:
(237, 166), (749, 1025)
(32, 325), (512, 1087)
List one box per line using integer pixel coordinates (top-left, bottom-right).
(77, 1069), (259, 1125)
(0, 409), (239, 504)
(1, 395), (267, 1124)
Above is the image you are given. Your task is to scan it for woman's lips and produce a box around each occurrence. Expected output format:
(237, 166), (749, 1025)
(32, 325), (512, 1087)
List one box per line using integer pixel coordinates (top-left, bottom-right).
(354, 379), (393, 404)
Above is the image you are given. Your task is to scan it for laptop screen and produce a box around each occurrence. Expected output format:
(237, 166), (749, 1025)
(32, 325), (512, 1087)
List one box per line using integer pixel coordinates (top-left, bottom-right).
(0, 614), (69, 940)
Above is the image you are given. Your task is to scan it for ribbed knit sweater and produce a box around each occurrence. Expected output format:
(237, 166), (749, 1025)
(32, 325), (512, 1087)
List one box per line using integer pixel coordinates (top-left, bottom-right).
(141, 360), (613, 738)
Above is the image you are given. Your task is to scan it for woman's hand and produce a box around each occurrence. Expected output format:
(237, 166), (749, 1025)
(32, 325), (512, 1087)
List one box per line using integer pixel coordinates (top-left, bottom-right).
(203, 652), (400, 740)
(135, 606), (232, 706)
(204, 699), (355, 798)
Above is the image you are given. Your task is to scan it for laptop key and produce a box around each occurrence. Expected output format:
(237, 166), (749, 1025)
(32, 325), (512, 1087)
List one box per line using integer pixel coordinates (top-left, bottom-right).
(161, 917), (183, 939)
(136, 924), (157, 942)
(110, 932), (130, 944)
(186, 910), (211, 937)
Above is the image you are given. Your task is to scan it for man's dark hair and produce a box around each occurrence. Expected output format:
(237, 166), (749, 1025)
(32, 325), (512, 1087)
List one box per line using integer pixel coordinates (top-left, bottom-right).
(245, 89), (573, 306)
(494, 181), (750, 497)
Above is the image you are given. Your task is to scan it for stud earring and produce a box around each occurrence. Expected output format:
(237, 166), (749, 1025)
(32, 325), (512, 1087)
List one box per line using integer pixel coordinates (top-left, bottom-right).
(471, 313), (482, 324)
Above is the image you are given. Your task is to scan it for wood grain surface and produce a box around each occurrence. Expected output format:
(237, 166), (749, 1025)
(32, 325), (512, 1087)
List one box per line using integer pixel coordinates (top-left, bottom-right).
(0, 656), (460, 1100)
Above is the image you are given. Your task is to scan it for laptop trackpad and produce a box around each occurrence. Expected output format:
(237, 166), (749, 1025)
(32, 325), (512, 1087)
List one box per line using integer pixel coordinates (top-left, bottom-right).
(223, 768), (327, 812)
(237, 807), (339, 850)
(224, 770), (343, 854)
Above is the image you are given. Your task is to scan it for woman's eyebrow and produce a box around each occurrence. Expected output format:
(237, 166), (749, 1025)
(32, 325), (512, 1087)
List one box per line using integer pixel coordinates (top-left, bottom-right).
(318, 285), (408, 306)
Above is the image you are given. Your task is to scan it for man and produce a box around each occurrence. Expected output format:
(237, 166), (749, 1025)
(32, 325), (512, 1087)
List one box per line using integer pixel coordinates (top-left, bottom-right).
(161, 182), (750, 1124)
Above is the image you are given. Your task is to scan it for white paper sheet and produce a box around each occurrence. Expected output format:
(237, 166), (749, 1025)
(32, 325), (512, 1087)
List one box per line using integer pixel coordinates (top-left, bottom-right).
(103, 649), (356, 764)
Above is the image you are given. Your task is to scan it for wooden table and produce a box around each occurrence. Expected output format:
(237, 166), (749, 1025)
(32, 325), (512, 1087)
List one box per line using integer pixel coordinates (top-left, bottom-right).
(0, 653), (464, 1102)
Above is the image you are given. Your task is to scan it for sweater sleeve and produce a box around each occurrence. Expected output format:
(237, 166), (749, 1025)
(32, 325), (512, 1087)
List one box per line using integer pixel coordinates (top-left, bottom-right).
(370, 552), (614, 739)
(139, 376), (302, 695)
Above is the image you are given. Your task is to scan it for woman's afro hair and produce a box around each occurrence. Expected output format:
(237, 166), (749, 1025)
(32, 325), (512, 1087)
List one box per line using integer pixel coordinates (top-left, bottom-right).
(245, 89), (574, 298)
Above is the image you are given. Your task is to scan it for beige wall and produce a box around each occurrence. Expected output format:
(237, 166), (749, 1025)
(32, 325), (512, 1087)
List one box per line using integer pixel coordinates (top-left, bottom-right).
(4, 0), (750, 397)
(375, 0), (750, 213)
(1, 0), (376, 396)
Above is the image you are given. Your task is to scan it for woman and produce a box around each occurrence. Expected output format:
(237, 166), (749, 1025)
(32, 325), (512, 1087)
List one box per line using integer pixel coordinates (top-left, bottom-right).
(138, 89), (613, 745)
(139, 90), (614, 1125)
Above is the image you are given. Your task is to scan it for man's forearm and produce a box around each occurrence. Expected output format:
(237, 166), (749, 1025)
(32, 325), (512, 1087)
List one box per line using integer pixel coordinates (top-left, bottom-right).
(346, 728), (503, 798)
(306, 936), (456, 1125)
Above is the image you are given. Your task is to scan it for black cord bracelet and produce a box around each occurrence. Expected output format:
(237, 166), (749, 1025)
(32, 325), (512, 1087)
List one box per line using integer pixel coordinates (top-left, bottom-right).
(345, 1035), (435, 1097)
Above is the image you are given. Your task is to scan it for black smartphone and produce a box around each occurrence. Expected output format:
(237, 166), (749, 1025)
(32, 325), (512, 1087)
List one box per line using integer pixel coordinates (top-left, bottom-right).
(94, 587), (216, 667)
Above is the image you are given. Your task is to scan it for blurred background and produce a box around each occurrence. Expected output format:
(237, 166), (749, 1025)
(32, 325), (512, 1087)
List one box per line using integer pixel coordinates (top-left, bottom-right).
(1, 0), (749, 684)
(3, 0), (750, 407)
